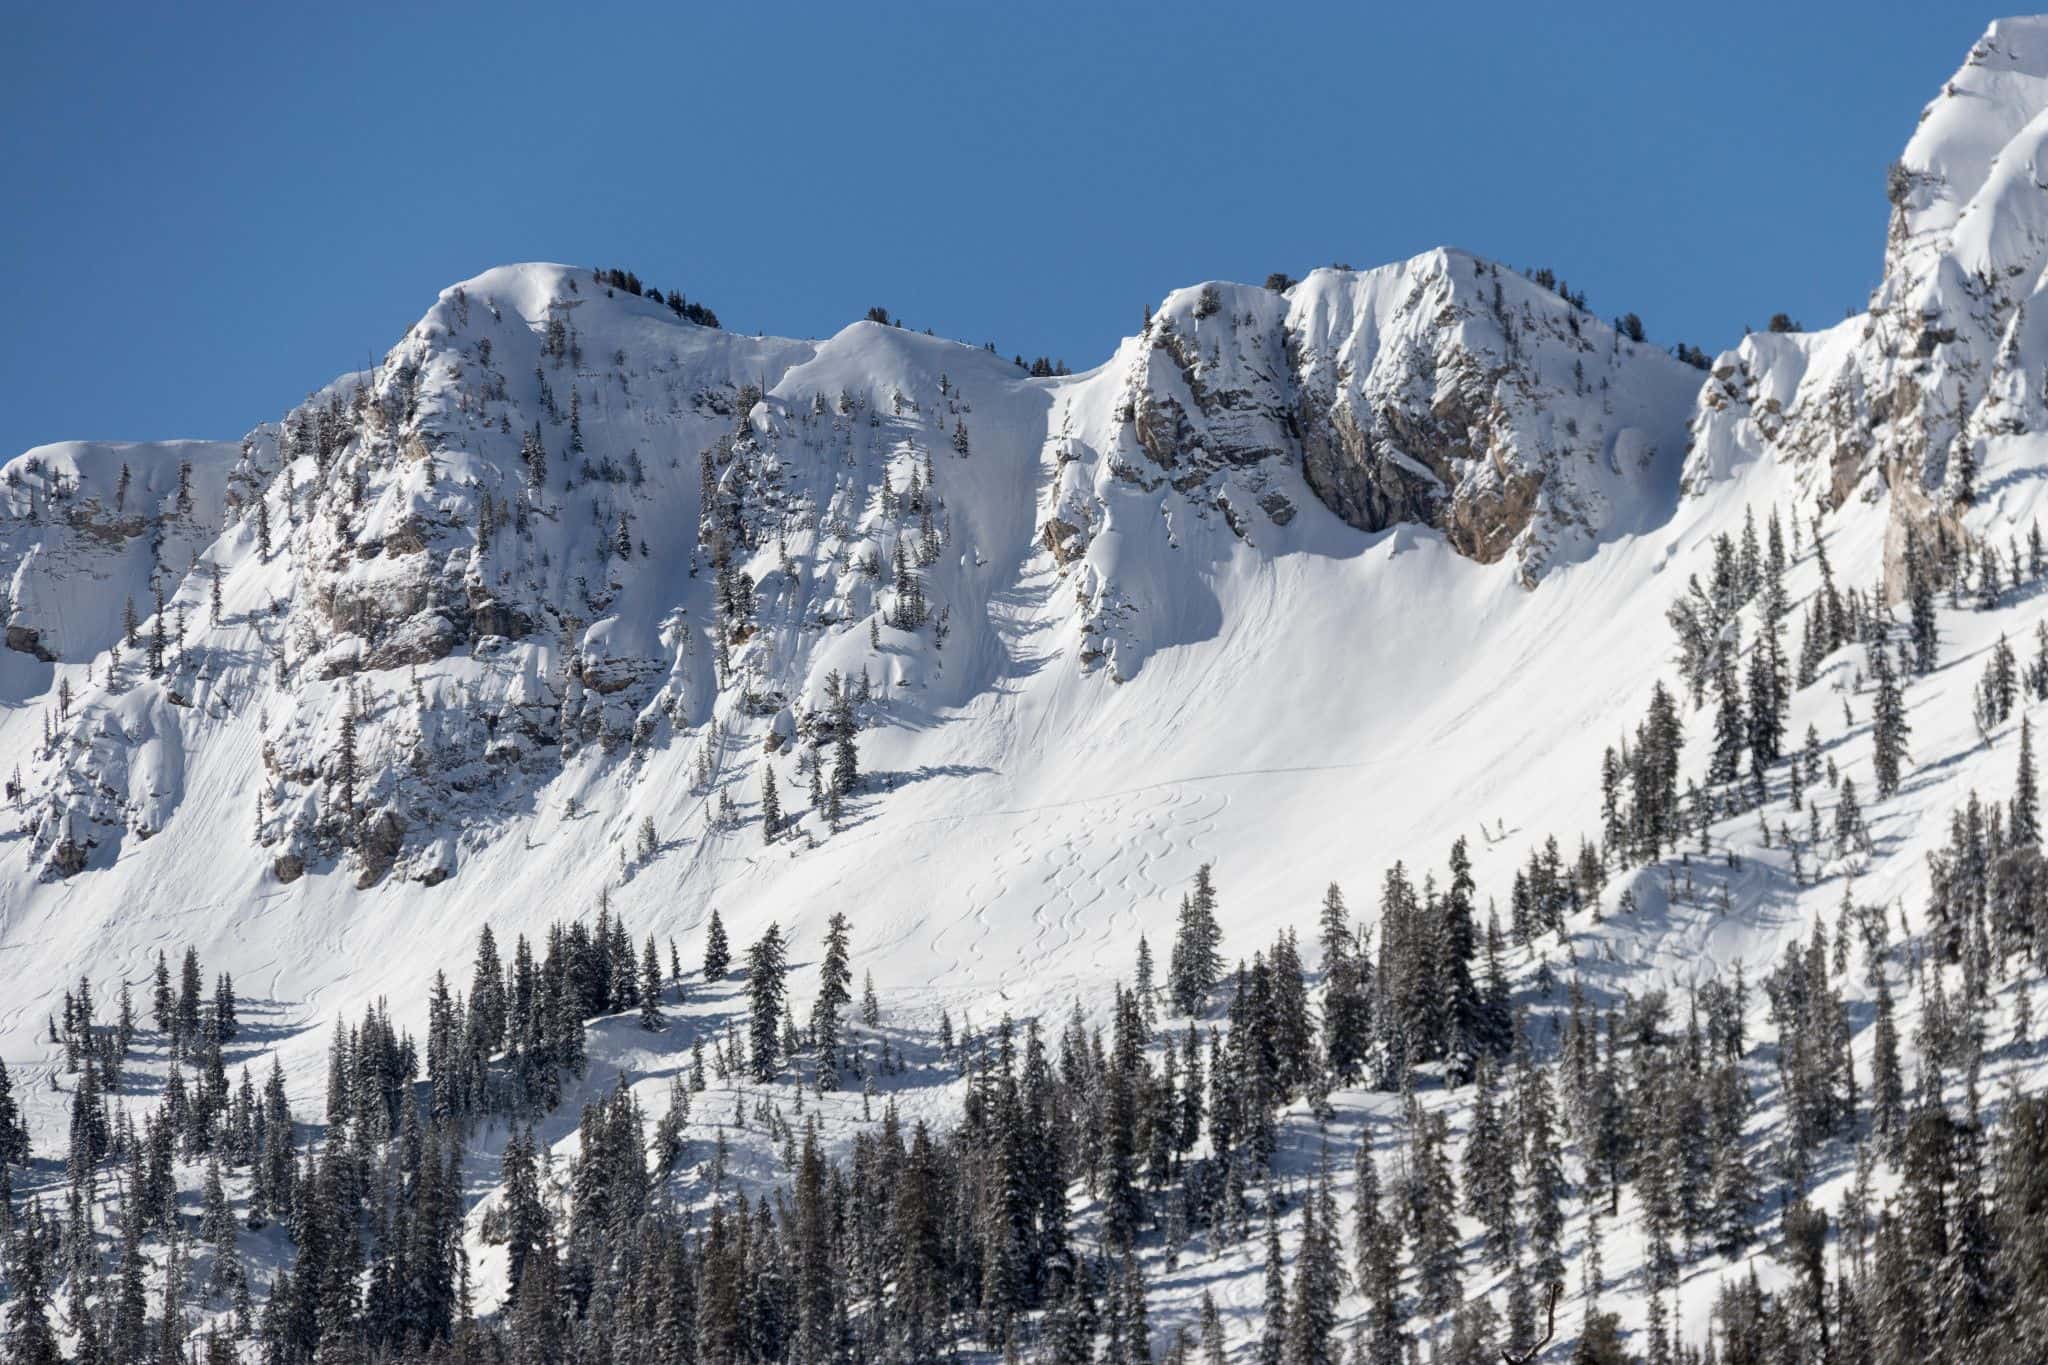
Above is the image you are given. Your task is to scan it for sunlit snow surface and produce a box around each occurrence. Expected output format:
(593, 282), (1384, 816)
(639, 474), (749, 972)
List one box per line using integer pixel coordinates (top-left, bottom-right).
(9, 19), (2048, 1356)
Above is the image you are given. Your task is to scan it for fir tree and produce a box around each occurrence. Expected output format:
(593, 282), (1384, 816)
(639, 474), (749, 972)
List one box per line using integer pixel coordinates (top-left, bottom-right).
(1462, 1054), (1518, 1270)
(703, 909), (731, 979)
(761, 763), (782, 843)
(1283, 1151), (1343, 1365)
(1906, 529), (1940, 673)
(812, 913), (853, 1088)
(1354, 1135), (1403, 1364)
(1167, 865), (1224, 1016)
(2, 1205), (61, 1365)
(745, 923), (789, 1081)
(638, 935), (664, 1031)
(1836, 777), (1867, 857)
(1258, 1207), (1288, 1365)
(1409, 1109), (1463, 1316)
(1872, 643), (1911, 798)
(2014, 714), (2040, 847)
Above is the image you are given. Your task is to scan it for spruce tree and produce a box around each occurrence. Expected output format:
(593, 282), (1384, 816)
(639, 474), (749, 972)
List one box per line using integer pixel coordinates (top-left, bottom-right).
(1462, 1054), (1518, 1270)
(1200, 1290), (1226, 1365)
(1321, 883), (1372, 1083)
(1409, 1109), (1462, 1316)
(2, 1205), (60, 1365)
(1521, 1053), (1567, 1291)
(1167, 865), (1224, 1016)
(2014, 714), (2040, 847)
(703, 910), (731, 980)
(1989, 1096), (2048, 1357)
(1354, 1136), (1403, 1364)
(1872, 644), (1910, 798)
(761, 763), (782, 843)
(1258, 1207), (1288, 1365)
(1442, 836), (1483, 1078)
(1836, 777), (1866, 857)
(745, 922), (789, 1081)
(811, 913), (853, 1088)
(0, 1058), (25, 1168)
(637, 936), (664, 1031)
(1283, 1152), (1343, 1365)
(1906, 529), (1940, 673)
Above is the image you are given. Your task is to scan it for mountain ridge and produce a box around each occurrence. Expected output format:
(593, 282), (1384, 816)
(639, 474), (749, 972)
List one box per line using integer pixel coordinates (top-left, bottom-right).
(6, 18), (2048, 1363)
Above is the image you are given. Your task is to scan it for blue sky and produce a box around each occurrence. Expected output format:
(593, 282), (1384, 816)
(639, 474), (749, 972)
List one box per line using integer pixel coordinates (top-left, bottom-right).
(2, 3), (1984, 455)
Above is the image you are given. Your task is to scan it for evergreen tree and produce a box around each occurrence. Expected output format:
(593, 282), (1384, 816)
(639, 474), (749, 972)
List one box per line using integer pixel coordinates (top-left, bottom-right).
(1168, 865), (1224, 1016)
(1462, 1054), (1518, 1270)
(1836, 777), (1867, 857)
(1283, 1152), (1343, 1365)
(1320, 883), (1373, 1083)
(1442, 836), (1484, 1078)
(1906, 529), (1940, 674)
(746, 922), (789, 1081)
(1990, 1096), (2048, 1359)
(2014, 714), (2040, 847)
(1520, 1049), (1567, 1291)
(1872, 644), (1910, 798)
(177, 946), (204, 1043)
(500, 1129), (548, 1295)
(1707, 1058), (1758, 1254)
(638, 935), (664, 1031)
(2, 1206), (60, 1365)
(1354, 1135), (1404, 1365)
(1200, 1290), (1227, 1365)
(703, 909), (731, 979)
(828, 673), (861, 795)
(761, 763), (782, 842)
(1409, 1109), (1463, 1317)
(812, 913), (853, 1088)
(0, 1058), (25, 1169)
(1258, 1207), (1288, 1365)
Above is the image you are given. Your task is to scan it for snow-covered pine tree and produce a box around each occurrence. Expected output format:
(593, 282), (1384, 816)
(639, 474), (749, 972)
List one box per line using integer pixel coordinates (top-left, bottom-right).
(761, 763), (781, 843)
(1872, 645), (1910, 798)
(1167, 865), (1224, 1016)
(745, 922), (788, 1081)
(638, 936), (663, 1031)
(811, 913), (852, 1088)
(703, 909), (730, 980)
(2015, 714), (2041, 847)
(1906, 528), (1940, 673)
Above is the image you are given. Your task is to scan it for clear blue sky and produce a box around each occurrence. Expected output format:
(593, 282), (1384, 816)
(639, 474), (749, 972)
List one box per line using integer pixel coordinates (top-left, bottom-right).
(1, 3), (1985, 456)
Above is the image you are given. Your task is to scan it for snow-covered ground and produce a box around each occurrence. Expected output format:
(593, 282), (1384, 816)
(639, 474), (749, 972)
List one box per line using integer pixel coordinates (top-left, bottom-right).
(9, 17), (2048, 1359)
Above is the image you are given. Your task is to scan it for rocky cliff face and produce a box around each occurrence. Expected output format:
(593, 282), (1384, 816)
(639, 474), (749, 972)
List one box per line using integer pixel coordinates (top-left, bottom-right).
(1036, 250), (1701, 678)
(1045, 250), (1700, 589)
(1683, 17), (2048, 590)
(0, 266), (1061, 885)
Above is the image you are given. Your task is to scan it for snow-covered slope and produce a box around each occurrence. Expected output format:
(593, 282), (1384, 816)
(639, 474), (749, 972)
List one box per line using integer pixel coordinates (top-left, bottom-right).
(10, 19), (2048, 1362)
(1042, 250), (1699, 677)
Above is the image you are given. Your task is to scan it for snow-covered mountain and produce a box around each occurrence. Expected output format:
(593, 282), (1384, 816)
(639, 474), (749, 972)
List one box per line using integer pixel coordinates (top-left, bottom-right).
(8, 18), (2048, 1365)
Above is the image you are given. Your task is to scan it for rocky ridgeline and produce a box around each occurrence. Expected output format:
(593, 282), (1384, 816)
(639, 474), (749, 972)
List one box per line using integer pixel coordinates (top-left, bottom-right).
(1684, 17), (2048, 589)
(19, 7), (2048, 892)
